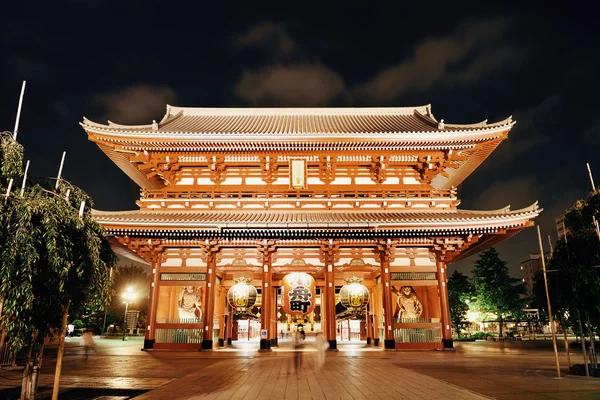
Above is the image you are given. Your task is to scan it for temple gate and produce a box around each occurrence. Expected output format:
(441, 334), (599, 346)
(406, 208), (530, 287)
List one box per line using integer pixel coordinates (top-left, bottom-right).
(82, 105), (540, 350)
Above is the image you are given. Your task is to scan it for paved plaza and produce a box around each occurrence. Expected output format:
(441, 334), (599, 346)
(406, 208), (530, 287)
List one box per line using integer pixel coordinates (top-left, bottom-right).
(2, 336), (600, 399)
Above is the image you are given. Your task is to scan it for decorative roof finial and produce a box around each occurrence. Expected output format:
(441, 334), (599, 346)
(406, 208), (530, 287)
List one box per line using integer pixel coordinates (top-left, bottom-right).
(438, 119), (445, 130)
(152, 120), (158, 130)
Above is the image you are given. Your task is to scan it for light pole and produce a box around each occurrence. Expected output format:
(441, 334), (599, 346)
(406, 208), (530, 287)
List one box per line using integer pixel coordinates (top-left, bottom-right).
(122, 287), (136, 341)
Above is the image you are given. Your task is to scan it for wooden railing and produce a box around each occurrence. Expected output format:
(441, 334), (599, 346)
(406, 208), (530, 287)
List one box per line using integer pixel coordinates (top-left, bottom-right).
(391, 272), (437, 280)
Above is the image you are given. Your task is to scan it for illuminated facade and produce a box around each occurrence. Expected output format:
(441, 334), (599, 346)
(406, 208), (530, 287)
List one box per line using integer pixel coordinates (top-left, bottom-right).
(82, 105), (540, 350)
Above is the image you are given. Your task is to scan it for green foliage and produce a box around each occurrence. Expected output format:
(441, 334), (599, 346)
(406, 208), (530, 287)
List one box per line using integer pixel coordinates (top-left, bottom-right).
(472, 248), (526, 320)
(546, 191), (600, 329)
(0, 148), (116, 354)
(468, 331), (493, 340)
(0, 133), (23, 181)
(448, 270), (474, 336)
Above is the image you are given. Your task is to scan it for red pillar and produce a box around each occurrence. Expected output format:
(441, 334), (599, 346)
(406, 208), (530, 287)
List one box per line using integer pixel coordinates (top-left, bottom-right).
(380, 246), (395, 349)
(325, 263), (337, 350)
(437, 259), (453, 348)
(202, 245), (217, 349)
(366, 299), (373, 345)
(260, 258), (272, 351)
(145, 258), (161, 349)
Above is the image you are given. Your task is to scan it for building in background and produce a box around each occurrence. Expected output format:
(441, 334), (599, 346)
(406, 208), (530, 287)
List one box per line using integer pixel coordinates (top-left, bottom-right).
(520, 254), (543, 298)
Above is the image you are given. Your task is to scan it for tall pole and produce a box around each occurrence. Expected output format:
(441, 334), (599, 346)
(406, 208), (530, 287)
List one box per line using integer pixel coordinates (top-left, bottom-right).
(122, 301), (129, 341)
(587, 163), (596, 192)
(537, 225), (561, 378)
(13, 81), (26, 141)
(103, 266), (114, 333)
(593, 216), (600, 242)
(20, 160), (30, 197)
(55, 151), (66, 190)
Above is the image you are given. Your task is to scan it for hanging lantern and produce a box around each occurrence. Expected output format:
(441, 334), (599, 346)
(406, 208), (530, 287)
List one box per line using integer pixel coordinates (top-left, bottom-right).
(339, 277), (369, 314)
(281, 272), (316, 315)
(227, 277), (258, 314)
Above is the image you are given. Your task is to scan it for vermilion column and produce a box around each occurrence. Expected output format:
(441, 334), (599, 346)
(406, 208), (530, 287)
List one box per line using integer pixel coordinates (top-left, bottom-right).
(202, 244), (218, 350)
(325, 263), (337, 350)
(437, 259), (453, 348)
(366, 299), (373, 345)
(270, 287), (278, 347)
(145, 257), (161, 349)
(260, 258), (272, 351)
(226, 305), (233, 345)
(379, 241), (395, 349)
(321, 239), (338, 350)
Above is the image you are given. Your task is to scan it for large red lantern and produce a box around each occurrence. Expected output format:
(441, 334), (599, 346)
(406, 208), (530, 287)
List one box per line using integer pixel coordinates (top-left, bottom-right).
(281, 272), (316, 315)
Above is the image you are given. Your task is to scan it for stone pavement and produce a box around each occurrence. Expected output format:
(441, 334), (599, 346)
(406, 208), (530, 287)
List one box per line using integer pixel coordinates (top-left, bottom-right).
(132, 350), (488, 400)
(2, 336), (600, 399)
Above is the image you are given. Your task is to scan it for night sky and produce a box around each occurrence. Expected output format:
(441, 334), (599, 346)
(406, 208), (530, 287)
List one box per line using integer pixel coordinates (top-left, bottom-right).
(2, 2), (599, 278)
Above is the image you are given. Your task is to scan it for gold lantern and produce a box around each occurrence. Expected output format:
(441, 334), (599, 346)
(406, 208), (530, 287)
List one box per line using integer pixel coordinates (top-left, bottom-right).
(339, 277), (369, 314)
(227, 277), (258, 314)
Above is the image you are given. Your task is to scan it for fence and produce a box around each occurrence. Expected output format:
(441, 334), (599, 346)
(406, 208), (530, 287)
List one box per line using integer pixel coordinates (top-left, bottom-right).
(394, 327), (441, 343)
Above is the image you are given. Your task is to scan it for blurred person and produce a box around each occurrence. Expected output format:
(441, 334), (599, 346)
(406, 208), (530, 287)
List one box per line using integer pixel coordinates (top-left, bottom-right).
(294, 330), (304, 371)
(315, 332), (329, 369)
(80, 330), (95, 360)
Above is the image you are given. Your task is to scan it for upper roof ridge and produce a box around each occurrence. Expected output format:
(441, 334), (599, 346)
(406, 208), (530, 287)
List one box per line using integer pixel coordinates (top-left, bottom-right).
(165, 104), (432, 116)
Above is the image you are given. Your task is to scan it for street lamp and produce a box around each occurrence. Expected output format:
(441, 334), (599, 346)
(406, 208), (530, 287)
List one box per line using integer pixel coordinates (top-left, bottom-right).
(122, 287), (136, 341)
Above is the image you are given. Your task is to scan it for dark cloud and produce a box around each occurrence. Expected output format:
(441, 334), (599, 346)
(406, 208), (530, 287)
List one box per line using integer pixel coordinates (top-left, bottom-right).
(94, 85), (176, 125)
(354, 17), (519, 102)
(235, 22), (295, 60)
(234, 65), (346, 106)
(470, 176), (539, 211)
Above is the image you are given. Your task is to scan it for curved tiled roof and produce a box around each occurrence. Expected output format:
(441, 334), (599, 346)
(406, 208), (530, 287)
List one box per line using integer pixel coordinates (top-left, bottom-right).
(82, 104), (515, 190)
(82, 105), (514, 140)
(93, 203), (540, 234)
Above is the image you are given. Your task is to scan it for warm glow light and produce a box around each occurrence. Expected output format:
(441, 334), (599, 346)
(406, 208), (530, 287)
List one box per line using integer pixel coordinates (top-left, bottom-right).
(122, 286), (136, 302)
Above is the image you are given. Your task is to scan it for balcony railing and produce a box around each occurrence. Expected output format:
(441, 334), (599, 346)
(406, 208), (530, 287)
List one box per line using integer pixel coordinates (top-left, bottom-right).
(142, 188), (456, 201)
(391, 272), (437, 280)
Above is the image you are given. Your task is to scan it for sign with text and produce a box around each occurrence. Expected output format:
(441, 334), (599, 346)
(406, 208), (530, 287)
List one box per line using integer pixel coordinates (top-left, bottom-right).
(289, 158), (307, 190)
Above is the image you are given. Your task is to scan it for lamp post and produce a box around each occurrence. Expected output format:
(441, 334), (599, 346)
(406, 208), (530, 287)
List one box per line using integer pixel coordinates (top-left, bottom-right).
(122, 287), (136, 341)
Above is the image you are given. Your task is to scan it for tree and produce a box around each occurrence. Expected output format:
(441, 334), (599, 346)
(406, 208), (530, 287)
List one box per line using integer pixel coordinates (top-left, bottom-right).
(448, 270), (474, 337)
(0, 133), (116, 399)
(545, 191), (600, 367)
(471, 247), (525, 338)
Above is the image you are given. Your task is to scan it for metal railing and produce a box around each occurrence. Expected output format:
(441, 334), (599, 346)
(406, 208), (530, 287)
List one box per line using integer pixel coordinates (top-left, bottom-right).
(0, 341), (16, 367)
(155, 328), (204, 344)
(156, 318), (203, 324)
(394, 327), (441, 343)
(393, 317), (434, 323)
